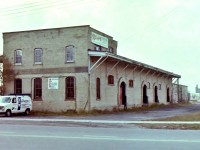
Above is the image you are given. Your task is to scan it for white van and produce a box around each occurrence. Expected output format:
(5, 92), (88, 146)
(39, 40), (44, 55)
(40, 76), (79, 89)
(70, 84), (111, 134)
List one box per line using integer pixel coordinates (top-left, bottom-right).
(0, 95), (32, 117)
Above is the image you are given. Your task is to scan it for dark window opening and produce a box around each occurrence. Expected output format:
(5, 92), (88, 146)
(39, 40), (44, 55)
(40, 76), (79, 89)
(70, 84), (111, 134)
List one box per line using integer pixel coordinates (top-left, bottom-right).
(96, 78), (101, 99)
(15, 79), (22, 94)
(129, 80), (134, 88)
(108, 75), (114, 85)
(34, 78), (42, 99)
(66, 77), (75, 100)
(143, 84), (148, 104)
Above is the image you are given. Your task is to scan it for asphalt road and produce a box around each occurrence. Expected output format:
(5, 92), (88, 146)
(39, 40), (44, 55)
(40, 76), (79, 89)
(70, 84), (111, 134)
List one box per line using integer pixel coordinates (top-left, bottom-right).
(0, 103), (200, 150)
(0, 124), (200, 150)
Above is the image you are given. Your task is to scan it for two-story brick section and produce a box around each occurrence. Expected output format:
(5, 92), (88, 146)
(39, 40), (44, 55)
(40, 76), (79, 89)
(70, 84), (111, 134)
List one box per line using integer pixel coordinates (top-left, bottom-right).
(3, 25), (181, 112)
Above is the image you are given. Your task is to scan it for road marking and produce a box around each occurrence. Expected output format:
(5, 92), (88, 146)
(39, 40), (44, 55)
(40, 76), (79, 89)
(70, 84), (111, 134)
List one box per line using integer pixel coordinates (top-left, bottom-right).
(0, 133), (200, 143)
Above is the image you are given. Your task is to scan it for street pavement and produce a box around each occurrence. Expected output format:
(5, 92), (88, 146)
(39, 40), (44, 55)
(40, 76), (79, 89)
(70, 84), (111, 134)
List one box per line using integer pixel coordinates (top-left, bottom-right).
(1, 102), (200, 127)
(1, 124), (200, 150)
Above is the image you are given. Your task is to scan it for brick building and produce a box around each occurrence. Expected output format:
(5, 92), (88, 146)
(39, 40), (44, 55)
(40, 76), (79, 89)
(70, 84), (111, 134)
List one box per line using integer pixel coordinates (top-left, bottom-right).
(3, 25), (181, 112)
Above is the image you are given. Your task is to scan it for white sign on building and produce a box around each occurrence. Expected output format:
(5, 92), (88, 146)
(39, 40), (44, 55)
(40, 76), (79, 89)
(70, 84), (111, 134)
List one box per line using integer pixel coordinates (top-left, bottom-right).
(48, 78), (59, 89)
(91, 32), (108, 48)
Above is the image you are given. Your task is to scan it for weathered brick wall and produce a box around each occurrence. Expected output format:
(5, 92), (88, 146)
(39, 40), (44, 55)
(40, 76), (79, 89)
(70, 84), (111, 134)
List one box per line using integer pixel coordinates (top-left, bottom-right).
(3, 26), (89, 69)
(90, 59), (173, 110)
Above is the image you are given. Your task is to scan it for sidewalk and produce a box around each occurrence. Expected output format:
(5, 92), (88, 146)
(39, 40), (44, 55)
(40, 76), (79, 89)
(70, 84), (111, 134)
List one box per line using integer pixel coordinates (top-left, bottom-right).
(1, 118), (200, 125)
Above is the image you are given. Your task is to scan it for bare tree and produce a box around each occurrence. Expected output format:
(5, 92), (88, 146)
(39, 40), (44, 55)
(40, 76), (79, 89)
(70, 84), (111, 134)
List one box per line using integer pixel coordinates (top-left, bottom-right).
(0, 56), (17, 95)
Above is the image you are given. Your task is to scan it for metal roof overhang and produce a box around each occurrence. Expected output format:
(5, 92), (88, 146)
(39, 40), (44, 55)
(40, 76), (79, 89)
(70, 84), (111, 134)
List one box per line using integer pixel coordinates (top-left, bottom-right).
(88, 51), (181, 78)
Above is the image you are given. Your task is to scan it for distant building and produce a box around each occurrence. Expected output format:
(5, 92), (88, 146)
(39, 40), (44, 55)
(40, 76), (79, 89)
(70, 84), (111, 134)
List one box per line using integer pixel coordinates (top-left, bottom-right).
(3, 25), (181, 112)
(172, 84), (189, 102)
(195, 84), (200, 93)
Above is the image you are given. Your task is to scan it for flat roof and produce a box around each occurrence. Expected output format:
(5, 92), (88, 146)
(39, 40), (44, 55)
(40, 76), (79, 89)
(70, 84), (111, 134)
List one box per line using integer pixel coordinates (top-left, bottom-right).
(3, 25), (90, 34)
(88, 51), (181, 78)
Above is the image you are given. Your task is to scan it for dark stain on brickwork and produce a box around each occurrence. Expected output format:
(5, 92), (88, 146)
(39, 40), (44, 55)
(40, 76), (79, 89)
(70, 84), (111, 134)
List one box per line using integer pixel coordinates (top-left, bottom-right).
(14, 66), (88, 75)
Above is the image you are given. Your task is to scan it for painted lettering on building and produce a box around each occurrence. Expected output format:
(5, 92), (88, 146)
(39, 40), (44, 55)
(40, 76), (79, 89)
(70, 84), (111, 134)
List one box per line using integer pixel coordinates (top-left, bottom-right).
(91, 32), (108, 48)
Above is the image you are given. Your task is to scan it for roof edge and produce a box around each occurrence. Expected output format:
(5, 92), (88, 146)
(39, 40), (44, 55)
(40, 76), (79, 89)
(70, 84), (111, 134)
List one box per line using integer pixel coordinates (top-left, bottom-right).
(88, 51), (181, 78)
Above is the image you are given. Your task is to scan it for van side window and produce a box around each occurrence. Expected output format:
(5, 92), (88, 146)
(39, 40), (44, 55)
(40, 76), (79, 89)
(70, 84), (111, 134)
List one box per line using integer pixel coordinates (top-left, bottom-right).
(12, 98), (16, 103)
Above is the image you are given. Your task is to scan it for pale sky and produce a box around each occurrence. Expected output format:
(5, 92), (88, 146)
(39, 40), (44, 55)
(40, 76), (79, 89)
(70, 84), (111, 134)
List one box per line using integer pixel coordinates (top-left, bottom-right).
(0, 0), (199, 92)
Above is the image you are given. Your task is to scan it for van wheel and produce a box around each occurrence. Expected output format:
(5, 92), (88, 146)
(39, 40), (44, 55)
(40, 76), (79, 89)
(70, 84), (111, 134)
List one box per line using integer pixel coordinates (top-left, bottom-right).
(25, 109), (30, 116)
(5, 110), (11, 117)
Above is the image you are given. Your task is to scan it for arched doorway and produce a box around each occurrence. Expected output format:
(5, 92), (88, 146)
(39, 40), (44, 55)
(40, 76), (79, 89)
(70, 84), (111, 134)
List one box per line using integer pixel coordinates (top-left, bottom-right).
(143, 84), (148, 104)
(167, 88), (170, 102)
(154, 86), (159, 103)
(120, 82), (127, 108)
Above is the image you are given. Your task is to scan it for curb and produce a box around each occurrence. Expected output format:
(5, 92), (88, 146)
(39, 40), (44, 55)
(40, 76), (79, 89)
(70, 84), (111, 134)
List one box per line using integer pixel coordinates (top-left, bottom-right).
(1, 118), (200, 125)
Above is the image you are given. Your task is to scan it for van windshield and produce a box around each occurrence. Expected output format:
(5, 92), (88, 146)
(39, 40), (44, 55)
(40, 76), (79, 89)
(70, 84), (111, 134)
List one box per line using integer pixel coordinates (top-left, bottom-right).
(0, 97), (11, 103)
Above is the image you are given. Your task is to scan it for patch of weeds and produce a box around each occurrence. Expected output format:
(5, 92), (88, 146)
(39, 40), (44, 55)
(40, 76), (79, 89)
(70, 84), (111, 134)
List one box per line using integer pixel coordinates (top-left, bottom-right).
(139, 124), (200, 130)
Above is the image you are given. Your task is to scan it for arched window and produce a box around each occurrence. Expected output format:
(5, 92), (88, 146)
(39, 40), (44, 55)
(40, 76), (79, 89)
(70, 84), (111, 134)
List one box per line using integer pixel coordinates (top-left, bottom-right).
(65, 45), (75, 62)
(34, 78), (42, 99)
(15, 49), (22, 64)
(96, 78), (101, 99)
(14, 79), (22, 94)
(108, 75), (114, 85)
(66, 76), (75, 100)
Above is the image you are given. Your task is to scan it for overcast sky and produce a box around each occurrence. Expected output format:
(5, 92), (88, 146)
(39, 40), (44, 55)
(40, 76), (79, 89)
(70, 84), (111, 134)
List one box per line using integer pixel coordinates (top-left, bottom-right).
(0, 0), (199, 92)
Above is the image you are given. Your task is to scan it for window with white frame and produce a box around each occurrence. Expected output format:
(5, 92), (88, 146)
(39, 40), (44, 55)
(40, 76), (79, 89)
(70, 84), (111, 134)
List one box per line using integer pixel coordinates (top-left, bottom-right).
(34, 48), (43, 64)
(65, 45), (75, 62)
(15, 49), (22, 64)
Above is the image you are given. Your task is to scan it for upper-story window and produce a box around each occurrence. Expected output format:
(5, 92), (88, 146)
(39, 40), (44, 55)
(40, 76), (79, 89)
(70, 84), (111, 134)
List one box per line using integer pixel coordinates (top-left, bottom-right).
(34, 48), (43, 64)
(109, 47), (113, 53)
(14, 49), (22, 64)
(108, 75), (114, 85)
(65, 45), (75, 62)
(94, 45), (101, 51)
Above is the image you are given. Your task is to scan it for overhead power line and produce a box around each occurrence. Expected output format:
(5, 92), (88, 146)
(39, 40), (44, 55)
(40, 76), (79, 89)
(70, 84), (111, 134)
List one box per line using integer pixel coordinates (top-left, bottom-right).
(129, 0), (188, 40)
(0, 0), (93, 18)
